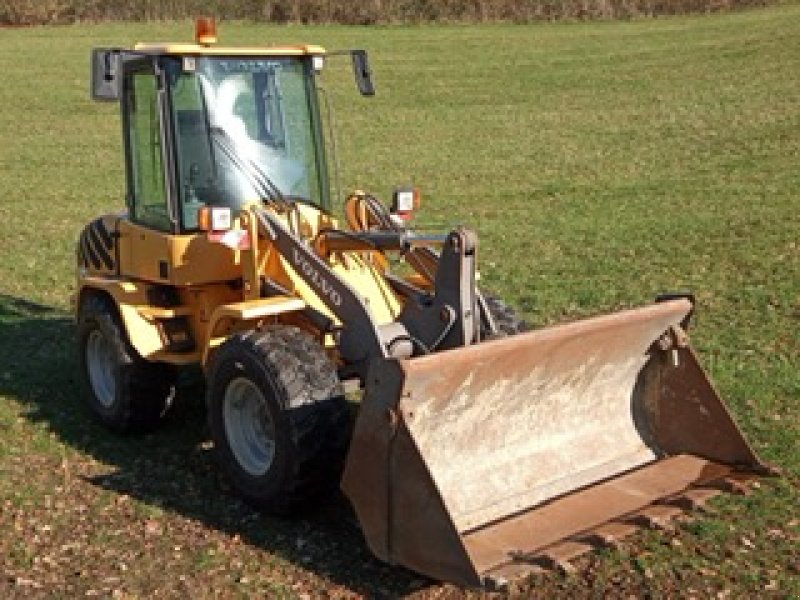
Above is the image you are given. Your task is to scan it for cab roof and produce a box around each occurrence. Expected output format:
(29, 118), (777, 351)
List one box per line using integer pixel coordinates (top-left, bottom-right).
(133, 43), (326, 56)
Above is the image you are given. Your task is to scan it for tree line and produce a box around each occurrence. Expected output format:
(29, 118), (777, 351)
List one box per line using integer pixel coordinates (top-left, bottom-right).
(1, 0), (771, 26)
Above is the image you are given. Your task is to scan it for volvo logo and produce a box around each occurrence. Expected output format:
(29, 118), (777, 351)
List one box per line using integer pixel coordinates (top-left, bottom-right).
(292, 248), (343, 307)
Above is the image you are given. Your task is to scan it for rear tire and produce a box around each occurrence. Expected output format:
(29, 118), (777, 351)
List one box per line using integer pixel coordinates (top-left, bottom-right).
(480, 292), (530, 339)
(206, 325), (350, 514)
(77, 295), (175, 433)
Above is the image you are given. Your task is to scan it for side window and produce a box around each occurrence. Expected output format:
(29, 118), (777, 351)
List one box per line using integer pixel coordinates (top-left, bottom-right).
(128, 72), (171, 231)
(173, 74), (214, 230)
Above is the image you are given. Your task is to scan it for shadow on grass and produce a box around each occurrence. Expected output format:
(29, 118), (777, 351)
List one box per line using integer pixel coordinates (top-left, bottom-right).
(0, 294), (426, 597)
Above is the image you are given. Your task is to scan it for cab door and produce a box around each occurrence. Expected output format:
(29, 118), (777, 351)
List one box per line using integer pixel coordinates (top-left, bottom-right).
(117, 57), (179, 282)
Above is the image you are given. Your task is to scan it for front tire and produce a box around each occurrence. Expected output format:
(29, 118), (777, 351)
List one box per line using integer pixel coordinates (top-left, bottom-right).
(77, 295), (175, 433)
(207, 325), (350, 514)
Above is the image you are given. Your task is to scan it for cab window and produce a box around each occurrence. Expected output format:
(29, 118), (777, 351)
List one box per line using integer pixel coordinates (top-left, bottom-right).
(127, 72), (171, 231)
(169, 57), (328, 232)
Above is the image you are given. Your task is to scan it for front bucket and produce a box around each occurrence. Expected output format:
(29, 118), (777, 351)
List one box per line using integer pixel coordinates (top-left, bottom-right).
(341, 299), (767, 587)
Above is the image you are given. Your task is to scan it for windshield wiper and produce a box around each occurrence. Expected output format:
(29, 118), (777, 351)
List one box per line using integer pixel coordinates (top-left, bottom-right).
(210, 126), (286, 205)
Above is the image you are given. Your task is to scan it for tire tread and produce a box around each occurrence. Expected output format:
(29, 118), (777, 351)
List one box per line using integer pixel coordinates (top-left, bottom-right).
(208, 325), (349, 514)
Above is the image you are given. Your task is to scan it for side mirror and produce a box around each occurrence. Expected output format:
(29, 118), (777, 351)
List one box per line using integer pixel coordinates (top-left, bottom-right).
(351, 50), (375, 97)
(91, 48), (122, 101)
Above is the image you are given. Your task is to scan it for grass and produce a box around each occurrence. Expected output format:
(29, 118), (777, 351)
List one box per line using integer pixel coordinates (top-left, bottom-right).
(1, 5), (799, 598)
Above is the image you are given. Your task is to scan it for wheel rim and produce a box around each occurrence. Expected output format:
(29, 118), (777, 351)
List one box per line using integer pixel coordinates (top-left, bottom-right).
(223, 377), (276, 477)
(86, 329), (117, 409)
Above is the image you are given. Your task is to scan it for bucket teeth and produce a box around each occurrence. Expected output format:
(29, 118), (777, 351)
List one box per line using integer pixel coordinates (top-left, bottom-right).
(661, 488), (722, 512)
(709, 476), (752, 496)
(507, 541), (589, 575)
(624, 505), (685, 531)
(532, 549), (582, 575)
(492, 477), (762, 579)
(576, 521), (638, 550)
(482, 562), (544, 592)
(481, 574), (510, 593)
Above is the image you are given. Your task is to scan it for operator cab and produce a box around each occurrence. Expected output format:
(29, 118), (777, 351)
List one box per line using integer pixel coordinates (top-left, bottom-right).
(91, 20), (373, 235)
(168, 54), (327, 230)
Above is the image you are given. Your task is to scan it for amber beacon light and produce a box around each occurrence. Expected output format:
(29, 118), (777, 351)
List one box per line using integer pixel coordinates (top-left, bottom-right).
(195, 16), (217, 46)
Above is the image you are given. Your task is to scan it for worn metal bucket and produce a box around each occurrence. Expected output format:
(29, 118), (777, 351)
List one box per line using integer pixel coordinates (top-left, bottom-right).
(341, 298), (767, 587)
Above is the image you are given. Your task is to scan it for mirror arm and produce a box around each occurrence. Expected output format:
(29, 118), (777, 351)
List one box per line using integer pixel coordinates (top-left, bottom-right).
(325, 49), (376, 97)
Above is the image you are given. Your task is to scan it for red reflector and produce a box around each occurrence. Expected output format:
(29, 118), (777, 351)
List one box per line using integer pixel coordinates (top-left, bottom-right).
(208, 230), (250, 250)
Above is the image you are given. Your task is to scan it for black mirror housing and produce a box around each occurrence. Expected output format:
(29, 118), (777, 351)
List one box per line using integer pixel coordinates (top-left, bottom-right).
(351, 50), (375, 97)
(91, 48), (123, 101)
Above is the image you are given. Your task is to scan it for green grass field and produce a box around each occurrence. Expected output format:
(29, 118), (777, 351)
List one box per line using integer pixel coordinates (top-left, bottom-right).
(1, 5), (798, 598)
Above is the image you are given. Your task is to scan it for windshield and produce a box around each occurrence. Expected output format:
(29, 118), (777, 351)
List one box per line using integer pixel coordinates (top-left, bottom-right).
(169, 56), (328, 229)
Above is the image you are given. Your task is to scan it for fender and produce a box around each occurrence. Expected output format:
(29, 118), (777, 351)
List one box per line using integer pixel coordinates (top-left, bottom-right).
(201, 296), (307, 367)
(78, 277), (308, 366)
(77, 276), (165, 359)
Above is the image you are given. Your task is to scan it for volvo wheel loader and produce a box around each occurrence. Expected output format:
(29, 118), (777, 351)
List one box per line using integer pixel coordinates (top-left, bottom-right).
(76, 19), (770, 588)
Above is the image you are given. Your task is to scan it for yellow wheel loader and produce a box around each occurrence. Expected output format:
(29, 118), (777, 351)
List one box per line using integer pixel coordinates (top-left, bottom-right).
(76, 19), (770, 588)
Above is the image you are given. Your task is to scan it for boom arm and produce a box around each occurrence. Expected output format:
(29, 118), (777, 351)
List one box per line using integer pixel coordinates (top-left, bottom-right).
(252, 206), (481, 374)
(254, 208), (388, 369)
